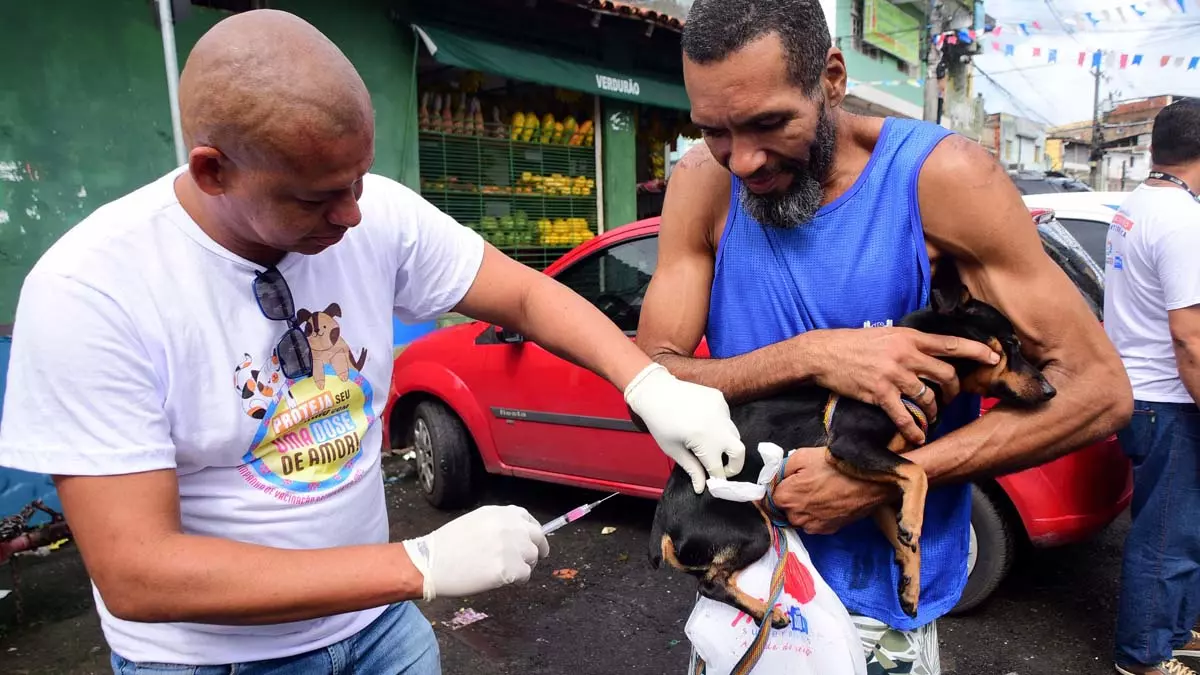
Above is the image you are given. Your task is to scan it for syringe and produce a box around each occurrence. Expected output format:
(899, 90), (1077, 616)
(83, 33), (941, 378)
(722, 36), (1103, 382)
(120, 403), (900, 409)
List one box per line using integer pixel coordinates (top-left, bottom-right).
(541, 492), (620, 535)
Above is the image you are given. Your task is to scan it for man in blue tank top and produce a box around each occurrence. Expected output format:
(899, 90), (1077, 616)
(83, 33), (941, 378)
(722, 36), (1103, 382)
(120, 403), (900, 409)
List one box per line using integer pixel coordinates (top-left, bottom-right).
(636, 1), (1133, 672)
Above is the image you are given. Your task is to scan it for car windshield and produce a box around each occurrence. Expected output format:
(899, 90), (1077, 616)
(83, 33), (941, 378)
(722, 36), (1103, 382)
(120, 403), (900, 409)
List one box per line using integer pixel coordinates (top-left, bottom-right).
(1010, 173), (1093, 195)
(1036, 214), (1105, 321)
(1055, 218), (1109, 267)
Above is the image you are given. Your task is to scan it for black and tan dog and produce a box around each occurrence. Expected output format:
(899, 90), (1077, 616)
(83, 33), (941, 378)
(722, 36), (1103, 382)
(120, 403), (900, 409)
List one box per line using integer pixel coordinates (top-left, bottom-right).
(648, 263), (1057, 628)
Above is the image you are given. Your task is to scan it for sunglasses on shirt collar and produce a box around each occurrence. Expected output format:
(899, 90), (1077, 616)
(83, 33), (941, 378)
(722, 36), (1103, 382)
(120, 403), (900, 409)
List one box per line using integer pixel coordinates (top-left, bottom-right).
(252, 266), (314, 380)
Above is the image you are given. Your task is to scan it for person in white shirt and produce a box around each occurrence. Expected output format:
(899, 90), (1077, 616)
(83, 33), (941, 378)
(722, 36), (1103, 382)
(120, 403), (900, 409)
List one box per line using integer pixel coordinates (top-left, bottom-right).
(1105, 97), (1200, 675)
(0, 10), (747, 674)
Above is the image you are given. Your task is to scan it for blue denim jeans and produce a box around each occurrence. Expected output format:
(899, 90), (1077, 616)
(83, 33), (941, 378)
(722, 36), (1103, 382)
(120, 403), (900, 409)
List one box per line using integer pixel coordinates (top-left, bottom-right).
(1114, 400), (1200, 667)
(110, 602), (440, 675)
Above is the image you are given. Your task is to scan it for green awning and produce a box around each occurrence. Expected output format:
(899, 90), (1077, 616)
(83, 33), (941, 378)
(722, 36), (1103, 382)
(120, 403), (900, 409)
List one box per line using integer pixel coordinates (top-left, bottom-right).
(413, 23), (691, 111)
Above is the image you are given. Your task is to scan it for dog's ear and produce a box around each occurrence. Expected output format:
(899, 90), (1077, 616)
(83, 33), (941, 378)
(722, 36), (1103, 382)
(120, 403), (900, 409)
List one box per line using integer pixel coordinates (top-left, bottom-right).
(330, 327), (340, 345)
(324, 303), (342, 318)
(295, 309), (314, 336)
(930, 260), (971, 314)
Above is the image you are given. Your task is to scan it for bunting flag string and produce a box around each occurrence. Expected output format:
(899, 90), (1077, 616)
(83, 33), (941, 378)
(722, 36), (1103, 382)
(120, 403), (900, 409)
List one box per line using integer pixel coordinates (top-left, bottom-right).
(968, 40), (1200, 72)
(975, 0), (1198, 38)
(846, 78), (926, 91)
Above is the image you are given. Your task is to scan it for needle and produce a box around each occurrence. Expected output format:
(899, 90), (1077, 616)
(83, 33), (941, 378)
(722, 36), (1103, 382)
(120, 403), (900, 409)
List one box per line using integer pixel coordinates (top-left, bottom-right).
(540, 492), (620, 535)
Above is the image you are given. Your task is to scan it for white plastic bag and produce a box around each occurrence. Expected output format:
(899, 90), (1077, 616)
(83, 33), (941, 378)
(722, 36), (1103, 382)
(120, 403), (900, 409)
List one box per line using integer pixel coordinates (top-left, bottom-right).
(684, 515), (866, 675)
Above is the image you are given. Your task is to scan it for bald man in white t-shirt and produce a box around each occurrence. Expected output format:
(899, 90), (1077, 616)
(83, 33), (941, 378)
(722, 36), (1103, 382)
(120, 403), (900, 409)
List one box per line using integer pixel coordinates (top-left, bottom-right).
(1105, 98), (1200, 675)
(0, 11), (746, 673)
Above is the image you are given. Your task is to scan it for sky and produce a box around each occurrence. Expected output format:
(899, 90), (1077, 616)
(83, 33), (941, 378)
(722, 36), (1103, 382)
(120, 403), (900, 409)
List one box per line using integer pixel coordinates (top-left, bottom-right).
(971, 0), (1200, 127)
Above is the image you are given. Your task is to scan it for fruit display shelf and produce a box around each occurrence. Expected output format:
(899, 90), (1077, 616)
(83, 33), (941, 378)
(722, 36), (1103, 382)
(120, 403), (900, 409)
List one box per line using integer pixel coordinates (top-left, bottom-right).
(418, 131), (599, 270)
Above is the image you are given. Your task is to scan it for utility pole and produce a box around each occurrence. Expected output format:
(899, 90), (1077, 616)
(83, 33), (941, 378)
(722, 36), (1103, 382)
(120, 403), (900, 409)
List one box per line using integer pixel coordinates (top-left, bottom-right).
(1088, 56), (1104, 190)
(924, 0), (944, 122)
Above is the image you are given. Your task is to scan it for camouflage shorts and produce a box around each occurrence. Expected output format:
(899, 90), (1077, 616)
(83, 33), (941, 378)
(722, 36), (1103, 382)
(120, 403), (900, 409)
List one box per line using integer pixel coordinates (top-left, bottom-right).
(685, 612), (940, 675)
(853, 613), (940, 675)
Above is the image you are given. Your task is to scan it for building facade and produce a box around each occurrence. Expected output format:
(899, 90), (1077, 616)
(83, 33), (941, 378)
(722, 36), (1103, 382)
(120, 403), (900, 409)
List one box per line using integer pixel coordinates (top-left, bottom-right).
(983, 112), (1049, 171)
(1046, 95), (1181, 190)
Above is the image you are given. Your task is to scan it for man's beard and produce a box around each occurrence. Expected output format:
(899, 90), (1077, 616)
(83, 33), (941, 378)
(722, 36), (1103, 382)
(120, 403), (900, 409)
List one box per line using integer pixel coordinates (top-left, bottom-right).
(738, 105), (837, 229)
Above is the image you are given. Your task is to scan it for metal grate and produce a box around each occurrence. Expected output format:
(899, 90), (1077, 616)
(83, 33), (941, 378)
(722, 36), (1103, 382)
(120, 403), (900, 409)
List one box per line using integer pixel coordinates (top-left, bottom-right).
(418, 131), (598, 270)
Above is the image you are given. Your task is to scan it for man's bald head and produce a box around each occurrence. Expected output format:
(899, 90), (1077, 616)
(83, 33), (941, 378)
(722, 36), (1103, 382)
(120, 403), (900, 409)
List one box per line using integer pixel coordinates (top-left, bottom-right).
(179, 9), (373, 168)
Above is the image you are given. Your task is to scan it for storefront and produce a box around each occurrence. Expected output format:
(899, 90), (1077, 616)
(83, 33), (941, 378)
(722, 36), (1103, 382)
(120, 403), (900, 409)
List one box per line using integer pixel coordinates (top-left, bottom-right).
(408, 18), (692, 270)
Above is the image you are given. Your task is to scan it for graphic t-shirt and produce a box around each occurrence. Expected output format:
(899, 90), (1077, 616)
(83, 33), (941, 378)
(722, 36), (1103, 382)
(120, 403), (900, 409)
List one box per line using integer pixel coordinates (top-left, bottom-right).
(0, 167), (485, 664)
(1104, 183), (1200, 403)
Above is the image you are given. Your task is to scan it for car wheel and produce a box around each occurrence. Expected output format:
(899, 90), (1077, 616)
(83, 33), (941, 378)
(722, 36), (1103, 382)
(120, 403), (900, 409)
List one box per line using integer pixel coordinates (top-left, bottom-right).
(410, 401), (478, 510)
(949, 483), (1016, 615)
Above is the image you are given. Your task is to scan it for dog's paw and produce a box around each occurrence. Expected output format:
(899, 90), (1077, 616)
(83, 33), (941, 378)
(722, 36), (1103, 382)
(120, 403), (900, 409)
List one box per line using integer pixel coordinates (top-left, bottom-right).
(897, 576), (919, 618)
(767, 606), (791, 629)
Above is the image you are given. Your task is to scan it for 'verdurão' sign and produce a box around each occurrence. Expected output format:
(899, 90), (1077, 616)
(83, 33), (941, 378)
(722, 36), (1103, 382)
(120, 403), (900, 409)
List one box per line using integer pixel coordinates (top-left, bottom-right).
(595, 74), (641, 97)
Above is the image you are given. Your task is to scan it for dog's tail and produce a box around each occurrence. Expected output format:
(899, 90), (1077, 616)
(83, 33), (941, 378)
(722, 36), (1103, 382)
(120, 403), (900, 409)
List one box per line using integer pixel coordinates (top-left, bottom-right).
(351, 348), (368, 372)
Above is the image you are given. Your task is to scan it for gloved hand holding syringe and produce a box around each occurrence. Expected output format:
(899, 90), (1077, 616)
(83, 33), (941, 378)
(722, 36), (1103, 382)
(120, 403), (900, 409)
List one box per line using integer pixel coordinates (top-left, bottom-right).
(541, 492), (620, 534)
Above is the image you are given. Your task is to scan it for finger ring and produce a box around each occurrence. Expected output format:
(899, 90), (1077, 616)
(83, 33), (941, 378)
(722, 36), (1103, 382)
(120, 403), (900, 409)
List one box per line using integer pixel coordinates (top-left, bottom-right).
(913, 384), (928, 399)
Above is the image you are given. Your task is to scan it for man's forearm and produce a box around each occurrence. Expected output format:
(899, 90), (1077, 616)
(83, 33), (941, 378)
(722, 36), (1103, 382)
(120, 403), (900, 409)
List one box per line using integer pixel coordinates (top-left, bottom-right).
(1174, 342), (1200, 405)
(507, 275), (652, 391)
(906, 359), (1132, 487)
(99, 535), (422, 624)
(649, 335), (822, 404)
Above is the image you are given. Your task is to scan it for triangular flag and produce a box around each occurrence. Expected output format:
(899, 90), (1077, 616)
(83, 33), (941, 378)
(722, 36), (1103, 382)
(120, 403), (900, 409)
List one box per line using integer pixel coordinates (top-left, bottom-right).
(1176, 0), (1186, 11)
(993, 41), (1002, 52)
(1175, 56), (1186, 67)
(1161, 55), (1172, 66)
(1131, 3), (1147, 17)
(1086, 11), (1100, 25)
(1132, 53), (1144, 65)
(994, 25), (1003, 35)
(1117, 7), (1127, 20)
(1032, 20), (1042, 29)
(1005, 43), (1014, 55)
(1049, 48), (1058, 63)
(1079, 51), (1088, 66)
(1189, 56), (1200, 69)
(1093, 50), (1103, 68)
(1033, 47), (1042, 57)
(1106, 51), (1117, 67)
(1019, 22), (1029, 35)
(948, 34), (958, 44)
(1120, 53), (1129, 68)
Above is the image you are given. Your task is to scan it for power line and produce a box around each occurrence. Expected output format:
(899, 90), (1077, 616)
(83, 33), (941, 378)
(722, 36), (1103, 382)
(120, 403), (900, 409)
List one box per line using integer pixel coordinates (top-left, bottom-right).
(972, 63), (1058, 126)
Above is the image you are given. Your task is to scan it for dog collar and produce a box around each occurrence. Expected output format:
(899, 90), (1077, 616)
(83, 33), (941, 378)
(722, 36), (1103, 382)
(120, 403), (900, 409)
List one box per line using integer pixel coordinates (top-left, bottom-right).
(822, 394), (930, 436)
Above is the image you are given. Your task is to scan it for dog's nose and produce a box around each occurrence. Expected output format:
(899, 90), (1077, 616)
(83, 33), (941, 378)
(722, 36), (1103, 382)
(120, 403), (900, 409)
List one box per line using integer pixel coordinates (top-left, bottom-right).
(1041, 380), (1057, 399)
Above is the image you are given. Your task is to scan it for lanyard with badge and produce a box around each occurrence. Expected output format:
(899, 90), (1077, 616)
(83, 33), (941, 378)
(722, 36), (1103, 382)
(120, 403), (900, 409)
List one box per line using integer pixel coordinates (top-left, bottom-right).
(1147, 171), (1200, 202)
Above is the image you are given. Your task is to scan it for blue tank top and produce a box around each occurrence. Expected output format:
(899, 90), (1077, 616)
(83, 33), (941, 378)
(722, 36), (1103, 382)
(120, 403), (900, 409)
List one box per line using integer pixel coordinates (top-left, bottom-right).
(707, 117), (978, 629)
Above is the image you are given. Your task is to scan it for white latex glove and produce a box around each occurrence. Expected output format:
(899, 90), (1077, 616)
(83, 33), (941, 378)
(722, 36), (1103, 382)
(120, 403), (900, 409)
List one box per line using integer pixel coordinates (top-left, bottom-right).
(624, 362), (746, 493)
(400, 504), (549, 601)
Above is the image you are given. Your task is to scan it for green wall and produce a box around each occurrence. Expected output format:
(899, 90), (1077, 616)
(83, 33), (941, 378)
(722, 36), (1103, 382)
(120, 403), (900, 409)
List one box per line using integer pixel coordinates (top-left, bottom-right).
(836, 0), (924, 110)
(601, 99), (638, 232)
(0, 0), (419, 327)
(0, 0), (213, 326)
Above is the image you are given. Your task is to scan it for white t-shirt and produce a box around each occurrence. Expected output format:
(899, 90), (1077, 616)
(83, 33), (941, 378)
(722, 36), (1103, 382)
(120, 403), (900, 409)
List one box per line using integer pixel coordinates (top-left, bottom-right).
(1103, 183), (1200, 404)
(0, 167), (485, 664)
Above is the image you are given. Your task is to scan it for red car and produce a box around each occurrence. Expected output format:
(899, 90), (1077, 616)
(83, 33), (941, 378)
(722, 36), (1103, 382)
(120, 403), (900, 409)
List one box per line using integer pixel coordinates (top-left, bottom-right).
(382, 211), (1131, 615)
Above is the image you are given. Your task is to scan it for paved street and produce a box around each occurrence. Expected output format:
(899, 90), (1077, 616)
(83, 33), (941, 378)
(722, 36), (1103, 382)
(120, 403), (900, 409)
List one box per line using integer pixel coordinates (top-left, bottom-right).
(0, 455), (1137, 675)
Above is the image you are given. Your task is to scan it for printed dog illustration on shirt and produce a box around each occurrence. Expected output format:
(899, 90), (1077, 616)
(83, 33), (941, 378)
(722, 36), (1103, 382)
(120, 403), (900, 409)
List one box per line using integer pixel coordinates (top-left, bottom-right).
(296, 303), (368, 390)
